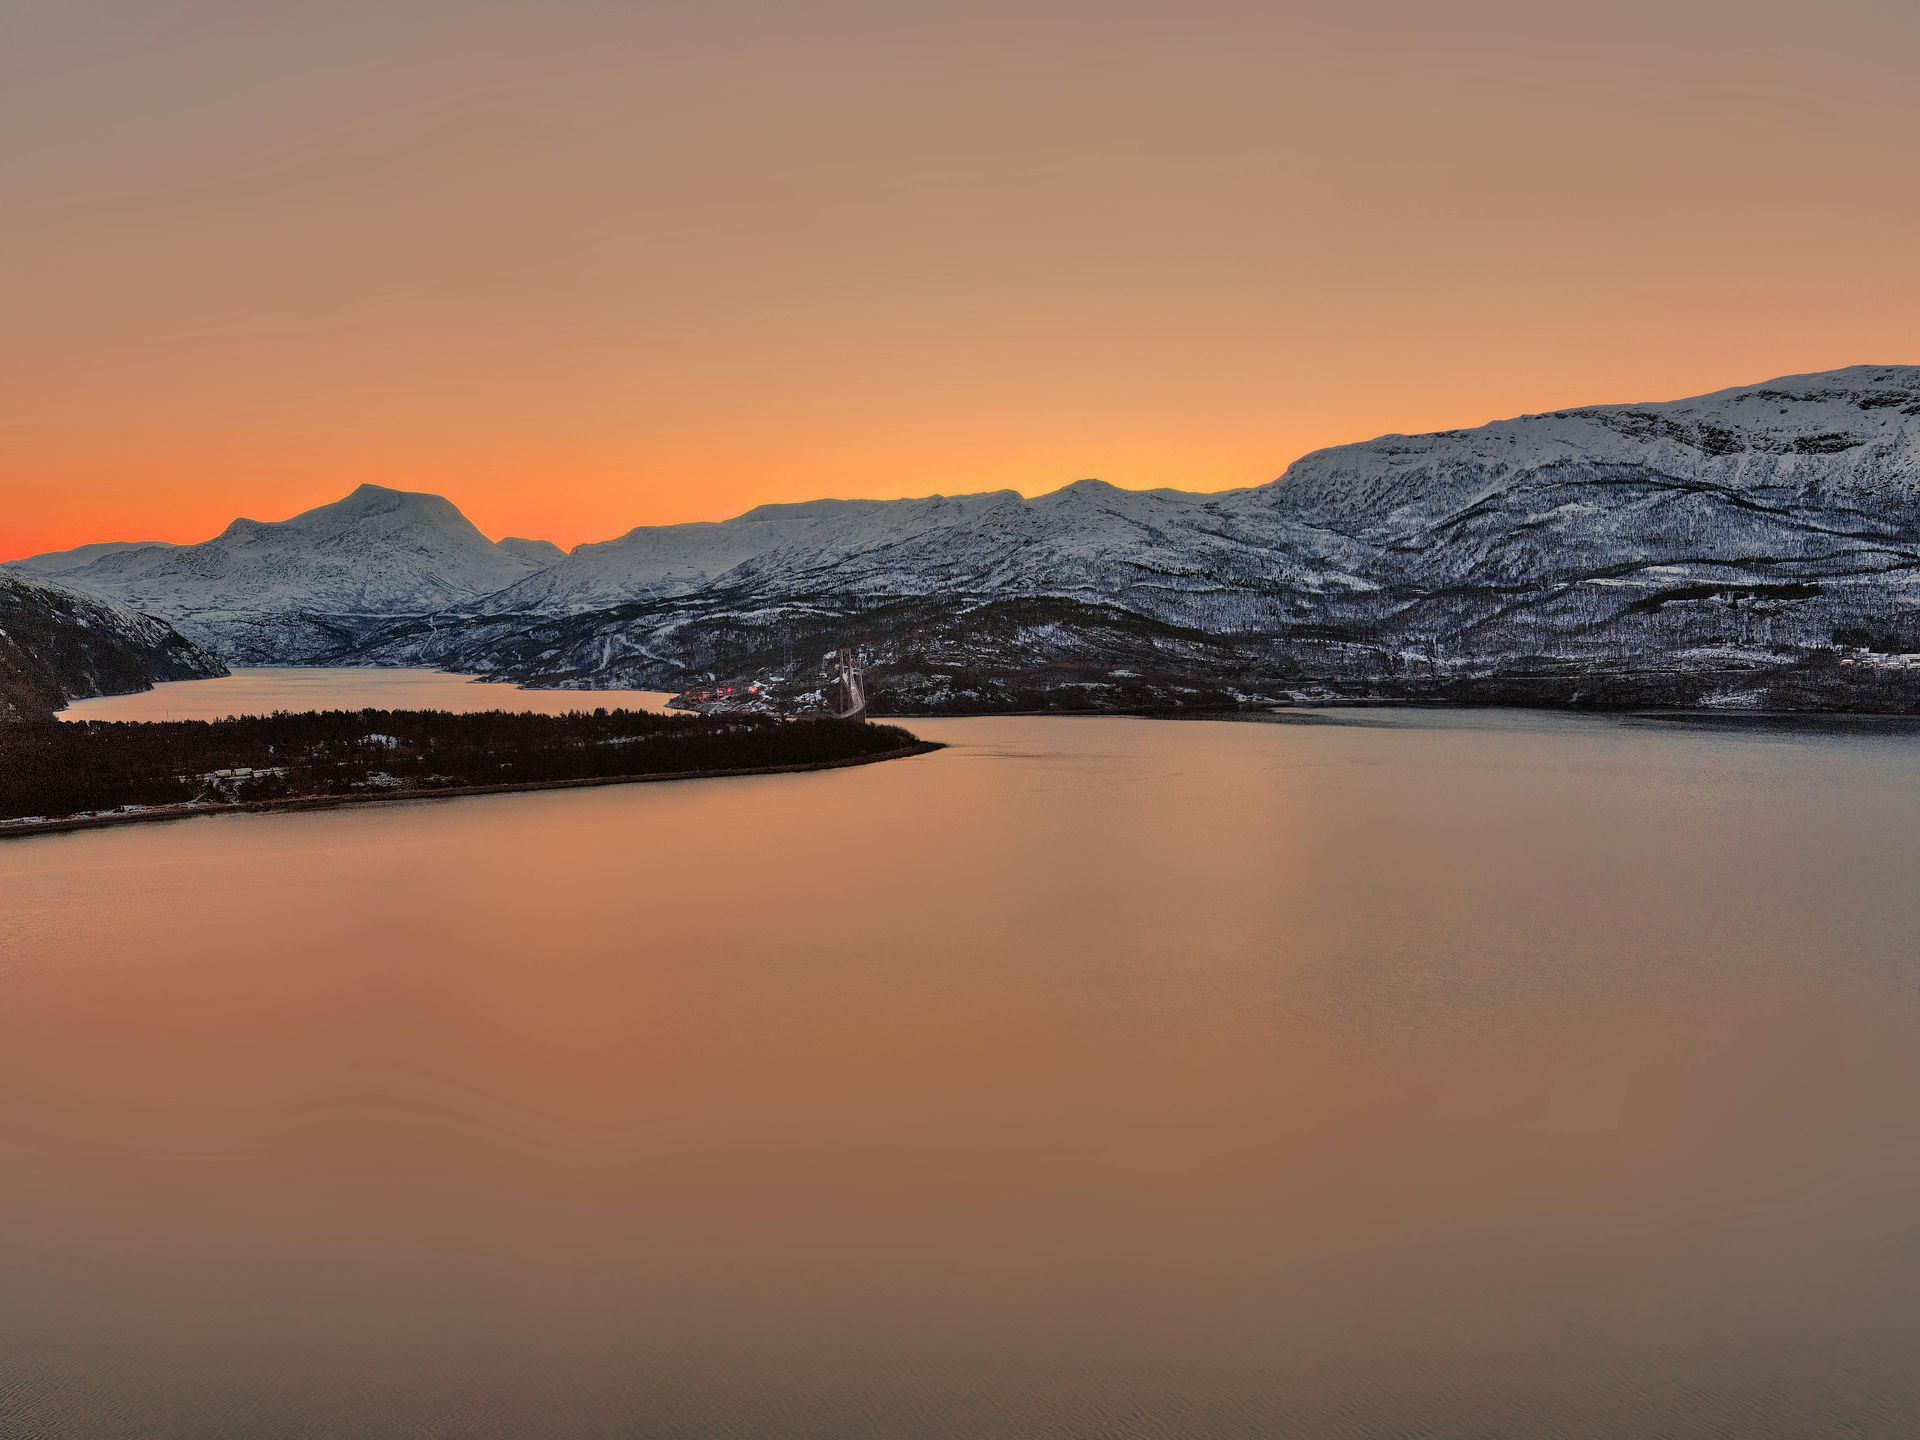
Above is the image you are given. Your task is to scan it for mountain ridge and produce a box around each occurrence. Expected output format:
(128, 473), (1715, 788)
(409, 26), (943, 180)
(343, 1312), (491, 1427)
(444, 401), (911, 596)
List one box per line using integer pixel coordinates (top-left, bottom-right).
(14, 366), (1920, 711)
(13, 483), (554, 661)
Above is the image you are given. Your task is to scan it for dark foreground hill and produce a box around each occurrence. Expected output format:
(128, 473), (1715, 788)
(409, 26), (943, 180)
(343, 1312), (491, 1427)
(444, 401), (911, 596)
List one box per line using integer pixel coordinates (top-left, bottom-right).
(0, 572), (226, 722)
(0, 708), (930, 832)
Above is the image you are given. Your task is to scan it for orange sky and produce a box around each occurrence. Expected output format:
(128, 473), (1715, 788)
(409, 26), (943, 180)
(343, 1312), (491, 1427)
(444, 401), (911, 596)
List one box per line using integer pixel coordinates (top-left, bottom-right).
(3, 0), (1916, 560)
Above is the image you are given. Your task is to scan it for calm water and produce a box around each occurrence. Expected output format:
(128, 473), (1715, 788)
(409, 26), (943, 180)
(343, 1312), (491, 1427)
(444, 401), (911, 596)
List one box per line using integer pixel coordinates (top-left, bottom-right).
(6, 672), (1920, 1438)
(60, 665), (678, 720)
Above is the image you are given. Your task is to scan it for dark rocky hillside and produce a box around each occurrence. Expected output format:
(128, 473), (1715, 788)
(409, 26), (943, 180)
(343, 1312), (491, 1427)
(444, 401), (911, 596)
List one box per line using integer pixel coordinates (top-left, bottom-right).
(0, 573), (226, 722)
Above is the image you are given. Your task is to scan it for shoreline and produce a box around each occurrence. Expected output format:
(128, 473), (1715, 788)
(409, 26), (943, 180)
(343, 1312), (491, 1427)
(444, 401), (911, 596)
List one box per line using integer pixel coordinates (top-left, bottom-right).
(0, 740), (944, 842)
(56, 662), (1920, 726)
(878, 697), (1920, 722)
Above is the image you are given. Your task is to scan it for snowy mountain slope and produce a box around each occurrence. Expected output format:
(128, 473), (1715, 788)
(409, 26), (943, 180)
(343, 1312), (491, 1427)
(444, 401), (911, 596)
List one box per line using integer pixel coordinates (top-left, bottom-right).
(467, 479), (1360, 637)
(0, 572), (226, 721)
(10, 539), (180, 579)
(479, 492), (1024, 615)
(497, 537), (568, 566)
(25, 485), (554, 661)
(1235, 364), (1920, 543)
(358, 366), (1920, 707)
(19, 366), (1920, 710)
(401, 365), (1919, 647)
(1212, 364), (1920, 669)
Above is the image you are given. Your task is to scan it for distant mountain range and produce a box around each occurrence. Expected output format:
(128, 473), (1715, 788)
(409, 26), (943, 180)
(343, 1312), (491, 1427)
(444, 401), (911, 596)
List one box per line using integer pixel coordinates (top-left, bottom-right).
(13, 364), (1920, 713)
(12, 484), (548, 664)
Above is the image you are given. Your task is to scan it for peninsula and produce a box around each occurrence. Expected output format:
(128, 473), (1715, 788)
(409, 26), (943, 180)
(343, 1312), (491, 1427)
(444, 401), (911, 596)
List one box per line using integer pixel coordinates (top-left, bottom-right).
(0, 709), (935, 838)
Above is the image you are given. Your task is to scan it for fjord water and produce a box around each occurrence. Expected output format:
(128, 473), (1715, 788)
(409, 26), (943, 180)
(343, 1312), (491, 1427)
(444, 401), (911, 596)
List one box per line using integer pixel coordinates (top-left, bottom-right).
(58, 664), (679, 720)
(6, 675), (1920, 1438)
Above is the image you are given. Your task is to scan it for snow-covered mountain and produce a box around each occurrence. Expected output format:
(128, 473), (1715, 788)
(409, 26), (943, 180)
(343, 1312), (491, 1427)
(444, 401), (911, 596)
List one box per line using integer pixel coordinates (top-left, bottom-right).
(0, 572), (226, 722)
(453, 479), (1332, 631)
(17, 485), (554, 662)
(356, 365), (1920, 709)
(478, 492), (1020, 615)
(497, 537), (568, 566)
(9, 539), (181, 580)
(1242, 364), (1920, 539)
(18, 366), (1920, 710)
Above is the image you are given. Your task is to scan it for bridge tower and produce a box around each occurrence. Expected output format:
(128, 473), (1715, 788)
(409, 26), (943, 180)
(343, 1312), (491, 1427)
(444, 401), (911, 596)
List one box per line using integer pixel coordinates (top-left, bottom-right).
(831, 648), (867, 723)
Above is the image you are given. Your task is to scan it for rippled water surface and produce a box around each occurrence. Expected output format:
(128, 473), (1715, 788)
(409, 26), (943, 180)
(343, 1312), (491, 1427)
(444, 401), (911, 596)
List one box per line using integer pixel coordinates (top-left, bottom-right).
(6, 673), (1920, 1437)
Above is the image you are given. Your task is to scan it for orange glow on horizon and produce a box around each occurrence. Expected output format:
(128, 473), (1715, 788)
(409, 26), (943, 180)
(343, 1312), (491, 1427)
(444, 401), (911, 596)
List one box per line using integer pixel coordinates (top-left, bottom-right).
(3, 1), (1915, 562)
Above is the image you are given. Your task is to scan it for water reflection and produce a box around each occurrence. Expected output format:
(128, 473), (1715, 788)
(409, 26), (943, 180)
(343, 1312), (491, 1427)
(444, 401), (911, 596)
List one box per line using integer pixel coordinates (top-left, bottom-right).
(4, 679), (1919, 1437)
(60, 666), (677, 720)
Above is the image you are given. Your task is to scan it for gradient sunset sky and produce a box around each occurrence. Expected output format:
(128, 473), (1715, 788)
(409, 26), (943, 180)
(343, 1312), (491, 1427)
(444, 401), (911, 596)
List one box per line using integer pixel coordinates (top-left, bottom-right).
(3, 0), (1915, 560)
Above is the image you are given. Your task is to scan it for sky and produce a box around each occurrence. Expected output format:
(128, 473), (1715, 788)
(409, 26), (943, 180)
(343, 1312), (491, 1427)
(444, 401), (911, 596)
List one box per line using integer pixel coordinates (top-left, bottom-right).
(2, 0), (1916, 560)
